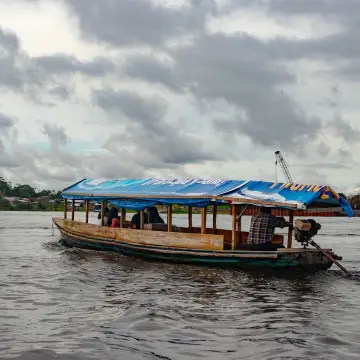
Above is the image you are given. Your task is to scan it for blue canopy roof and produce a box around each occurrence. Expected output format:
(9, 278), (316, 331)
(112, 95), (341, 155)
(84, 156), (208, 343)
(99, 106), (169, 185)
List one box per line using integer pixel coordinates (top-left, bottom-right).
(61, 178), (353, 216)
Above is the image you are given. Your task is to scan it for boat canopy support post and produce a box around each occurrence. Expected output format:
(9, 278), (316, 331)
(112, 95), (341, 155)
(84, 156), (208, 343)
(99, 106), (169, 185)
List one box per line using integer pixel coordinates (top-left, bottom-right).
(236, 205), (248, 244)
(63, 199), (67, 219)
(121, 208), (126, 228)
(101, 200), (106, 226)
(85, 200), (89, 223)
(236, 204), (249, 222)
(71, 199), (75, 221)
(237, 206), (242, 241)
(188, 206), (193, 232)
(140, 210), (145, 230)
(201, 207), (207, 234)
(231, 204), (237, 250)
(287, 210), (294, 248)
(168, 205), (172, 232)
(213, 205), (217, 234)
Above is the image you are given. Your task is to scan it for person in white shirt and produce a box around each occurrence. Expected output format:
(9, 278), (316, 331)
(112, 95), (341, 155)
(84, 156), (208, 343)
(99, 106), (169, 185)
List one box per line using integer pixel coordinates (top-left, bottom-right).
(97, 207), (110, 226)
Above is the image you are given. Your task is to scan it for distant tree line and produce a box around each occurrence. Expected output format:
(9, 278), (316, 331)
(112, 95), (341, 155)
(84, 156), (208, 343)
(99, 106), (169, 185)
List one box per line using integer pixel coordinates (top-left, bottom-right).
(348, 194), (360, 210)
(0, 177), (62, 211)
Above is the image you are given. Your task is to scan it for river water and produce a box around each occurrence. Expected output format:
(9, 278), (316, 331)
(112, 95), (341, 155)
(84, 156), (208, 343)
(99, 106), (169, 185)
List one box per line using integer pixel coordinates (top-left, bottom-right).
(1, 211), (360, 360)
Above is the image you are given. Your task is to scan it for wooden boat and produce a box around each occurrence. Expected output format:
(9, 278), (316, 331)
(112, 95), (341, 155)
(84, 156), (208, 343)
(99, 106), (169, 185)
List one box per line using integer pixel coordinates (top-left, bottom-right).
(53, 178), (353, 272)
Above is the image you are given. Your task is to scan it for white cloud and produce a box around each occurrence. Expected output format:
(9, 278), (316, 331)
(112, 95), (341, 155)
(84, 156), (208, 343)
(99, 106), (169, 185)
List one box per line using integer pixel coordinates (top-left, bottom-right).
(0, 0), (105, 59)
(207, 7), (344, 40)
(0, 0), (358, 196)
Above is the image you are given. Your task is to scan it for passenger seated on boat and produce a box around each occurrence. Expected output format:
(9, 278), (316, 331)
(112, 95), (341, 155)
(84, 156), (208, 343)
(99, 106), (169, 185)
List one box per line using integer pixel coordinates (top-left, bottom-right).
(147, 206), (164, 224)
(130, 211), (148, 229)
(98, 207), (110, 225)
(247, 207), (291, 246)
(107, 207), (119, 227)
(111, 216), (120, 228)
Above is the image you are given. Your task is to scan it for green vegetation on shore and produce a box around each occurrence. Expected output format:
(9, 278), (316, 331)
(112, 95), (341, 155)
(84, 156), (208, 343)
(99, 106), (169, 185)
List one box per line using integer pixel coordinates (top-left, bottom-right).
(0, 177), (62, 211)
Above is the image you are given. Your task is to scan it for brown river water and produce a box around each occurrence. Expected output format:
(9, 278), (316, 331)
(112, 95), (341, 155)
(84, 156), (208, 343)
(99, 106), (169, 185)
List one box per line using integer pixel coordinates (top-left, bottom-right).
(1, 211), (360, 360)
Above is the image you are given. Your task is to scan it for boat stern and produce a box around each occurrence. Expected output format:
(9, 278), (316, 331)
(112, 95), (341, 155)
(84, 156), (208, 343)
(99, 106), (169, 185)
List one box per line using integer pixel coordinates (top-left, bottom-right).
(277, 248), (336, 270)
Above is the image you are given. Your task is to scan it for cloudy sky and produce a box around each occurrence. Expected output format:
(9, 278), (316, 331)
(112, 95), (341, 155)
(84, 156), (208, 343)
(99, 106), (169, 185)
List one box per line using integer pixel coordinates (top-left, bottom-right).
(0, 0), (359, 194)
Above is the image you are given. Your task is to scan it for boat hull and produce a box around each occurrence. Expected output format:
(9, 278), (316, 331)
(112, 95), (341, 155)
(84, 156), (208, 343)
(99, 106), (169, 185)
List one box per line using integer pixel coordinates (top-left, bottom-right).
(53, 218), (334, 271)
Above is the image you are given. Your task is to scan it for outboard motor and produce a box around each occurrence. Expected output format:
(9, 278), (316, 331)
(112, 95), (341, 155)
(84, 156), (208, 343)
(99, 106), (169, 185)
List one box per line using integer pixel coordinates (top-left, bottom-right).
(294, 219), (350, 276)
(294, 219), (321, 248)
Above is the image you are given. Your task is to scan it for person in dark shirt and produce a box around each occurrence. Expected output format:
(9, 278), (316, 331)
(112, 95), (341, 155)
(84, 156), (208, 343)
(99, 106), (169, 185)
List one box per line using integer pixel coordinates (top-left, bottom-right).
(130, 211), (148, 229)
(147, 206), (164, 224)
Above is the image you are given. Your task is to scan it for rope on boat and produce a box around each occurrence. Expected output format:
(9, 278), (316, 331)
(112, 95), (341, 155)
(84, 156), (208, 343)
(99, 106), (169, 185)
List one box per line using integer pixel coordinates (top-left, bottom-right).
(309, 239), (352, 278)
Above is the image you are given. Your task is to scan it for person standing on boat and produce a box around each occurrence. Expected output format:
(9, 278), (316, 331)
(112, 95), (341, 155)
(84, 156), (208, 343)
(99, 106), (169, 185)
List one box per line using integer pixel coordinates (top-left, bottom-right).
(247, 207), (291, 245)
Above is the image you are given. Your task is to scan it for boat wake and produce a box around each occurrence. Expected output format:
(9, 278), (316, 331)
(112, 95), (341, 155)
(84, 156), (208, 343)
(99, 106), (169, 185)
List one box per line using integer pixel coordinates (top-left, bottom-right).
(0, 225), (52, 230)
(324, 269), (360, 281)
(322, 233), (360, 237)
(42, 240), (63, 250)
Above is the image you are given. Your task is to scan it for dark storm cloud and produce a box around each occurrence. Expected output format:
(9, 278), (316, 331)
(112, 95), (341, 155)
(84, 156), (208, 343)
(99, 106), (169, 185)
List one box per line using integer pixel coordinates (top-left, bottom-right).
(316, 141), (330, 157)
(298, 167), (329, 185)
(267, 0), (359, 17)
(293, 162), (351, 170)
(123, 33), (320, 150)
(0, 112), (15, 130)
(117, 0), (360, 150)
(214, 1), (360, 82)
(0, 26), (117, 99)
(263, 0), (360, 80)
(64, 0), (216, 48)
(124, 56), (180, 91)
(3, 144), (151, 188)
(328, 116), (360, 143)
(48, 85), (71, 100)
(94, 89), (218, 165)
(0, 156), (19, 168)
(0, 26), (20, 52)
(42, 123), (70, 149)
(0, 112), (18, 168)
(338, 63), (360, 81)
(34, 54), (115, 76)
(0, 27), (31, 90)
(94, 89), (167, 131)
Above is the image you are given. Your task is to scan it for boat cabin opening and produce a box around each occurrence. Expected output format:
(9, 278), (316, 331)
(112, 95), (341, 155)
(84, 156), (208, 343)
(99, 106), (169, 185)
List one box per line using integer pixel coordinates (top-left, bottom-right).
(63, 198), (294, 251)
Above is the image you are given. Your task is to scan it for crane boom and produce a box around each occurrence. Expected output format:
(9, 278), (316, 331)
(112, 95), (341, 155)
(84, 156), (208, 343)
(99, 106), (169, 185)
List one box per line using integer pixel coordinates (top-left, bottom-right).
(275, 150), (294, 183)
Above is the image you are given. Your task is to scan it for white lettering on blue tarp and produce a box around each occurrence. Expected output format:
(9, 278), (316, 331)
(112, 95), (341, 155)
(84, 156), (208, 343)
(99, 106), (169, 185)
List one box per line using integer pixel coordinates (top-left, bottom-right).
(195, 179), (226, 186)
(85, 179), (109, 186)
(141, 178), (227, 187)
(142, 178), (194, 186)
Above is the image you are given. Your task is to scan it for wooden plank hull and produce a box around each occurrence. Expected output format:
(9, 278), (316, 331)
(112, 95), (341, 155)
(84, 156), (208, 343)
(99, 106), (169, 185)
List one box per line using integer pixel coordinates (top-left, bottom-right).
(53, 218), (334, 271)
